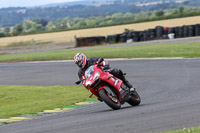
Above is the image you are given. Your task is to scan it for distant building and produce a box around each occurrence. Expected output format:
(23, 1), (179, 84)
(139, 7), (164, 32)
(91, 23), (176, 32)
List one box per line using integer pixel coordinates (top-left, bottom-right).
(136, 0), (185, 7)
(0, 27), (4, 33)
(16, 9), (26, 14)
(66, 22), (71, 28)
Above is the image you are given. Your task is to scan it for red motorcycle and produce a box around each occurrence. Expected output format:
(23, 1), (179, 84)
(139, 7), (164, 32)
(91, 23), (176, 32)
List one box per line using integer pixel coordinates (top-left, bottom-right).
(75, 60), (141, 110)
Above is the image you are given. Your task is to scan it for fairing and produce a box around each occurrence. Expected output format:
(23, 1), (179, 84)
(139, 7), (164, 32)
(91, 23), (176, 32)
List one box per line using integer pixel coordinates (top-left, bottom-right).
(83, 65), (123, 101)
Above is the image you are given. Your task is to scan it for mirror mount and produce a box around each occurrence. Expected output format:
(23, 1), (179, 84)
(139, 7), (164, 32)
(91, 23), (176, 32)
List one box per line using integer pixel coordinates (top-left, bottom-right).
(75, 80), (81, 85)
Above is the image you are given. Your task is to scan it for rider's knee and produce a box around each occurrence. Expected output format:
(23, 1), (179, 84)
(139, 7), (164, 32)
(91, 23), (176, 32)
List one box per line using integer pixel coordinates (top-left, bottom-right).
(110, 68), (123, 78)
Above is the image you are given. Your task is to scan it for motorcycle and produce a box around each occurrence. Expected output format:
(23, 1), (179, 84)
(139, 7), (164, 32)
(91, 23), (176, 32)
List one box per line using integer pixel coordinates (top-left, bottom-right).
(75, 59), (141, 110)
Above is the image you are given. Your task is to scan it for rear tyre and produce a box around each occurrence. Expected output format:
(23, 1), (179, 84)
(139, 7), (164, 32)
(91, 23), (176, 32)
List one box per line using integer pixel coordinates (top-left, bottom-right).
(98, 88), (121, 110)
(128, 90), (141, 106)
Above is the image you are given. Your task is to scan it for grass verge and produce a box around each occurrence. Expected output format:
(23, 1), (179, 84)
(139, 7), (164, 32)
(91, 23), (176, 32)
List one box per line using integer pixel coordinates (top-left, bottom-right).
(0, 85), (90, 119)
(0, 42), (200, 62)
(160, 126), (200, 133)
(5, 41), (52, 48)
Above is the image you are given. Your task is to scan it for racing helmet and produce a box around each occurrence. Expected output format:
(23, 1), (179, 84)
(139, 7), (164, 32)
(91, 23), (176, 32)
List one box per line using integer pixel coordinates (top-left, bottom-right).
(74, 53), (87, 69)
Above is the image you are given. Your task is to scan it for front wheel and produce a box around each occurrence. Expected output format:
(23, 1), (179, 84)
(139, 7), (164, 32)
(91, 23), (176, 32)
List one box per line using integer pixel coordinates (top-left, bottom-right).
(98, 88), (121, 110)
(128, 90), (141, 106)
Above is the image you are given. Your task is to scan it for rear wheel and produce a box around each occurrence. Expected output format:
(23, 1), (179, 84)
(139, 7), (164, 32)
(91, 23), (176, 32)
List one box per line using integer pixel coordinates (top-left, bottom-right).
(128, 90), (141, 106)
(98, 88), (121, 110)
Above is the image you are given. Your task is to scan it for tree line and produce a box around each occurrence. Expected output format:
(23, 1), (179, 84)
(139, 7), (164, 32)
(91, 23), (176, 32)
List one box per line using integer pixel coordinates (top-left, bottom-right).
(0, 0), (199, 27)
(1, 6), (200, 38)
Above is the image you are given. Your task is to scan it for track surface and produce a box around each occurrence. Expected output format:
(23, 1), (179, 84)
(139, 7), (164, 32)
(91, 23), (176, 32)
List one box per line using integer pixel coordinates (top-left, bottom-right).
(0, 59), (200, 133)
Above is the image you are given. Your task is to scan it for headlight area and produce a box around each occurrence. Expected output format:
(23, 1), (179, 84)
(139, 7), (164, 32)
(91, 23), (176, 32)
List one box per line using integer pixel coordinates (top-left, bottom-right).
(93, 71), (100, 81)
(85, 81), (92, 87)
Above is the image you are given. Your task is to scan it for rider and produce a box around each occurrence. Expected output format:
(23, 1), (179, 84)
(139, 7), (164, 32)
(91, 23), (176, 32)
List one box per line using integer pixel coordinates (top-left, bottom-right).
(74, 53), (134, 91)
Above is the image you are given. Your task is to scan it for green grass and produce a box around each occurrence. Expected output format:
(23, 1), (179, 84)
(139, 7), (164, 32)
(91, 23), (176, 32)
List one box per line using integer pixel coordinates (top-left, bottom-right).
(0, 85), (90, 118)
(160, 126), (200, 133)
(0, 42), (200, 62)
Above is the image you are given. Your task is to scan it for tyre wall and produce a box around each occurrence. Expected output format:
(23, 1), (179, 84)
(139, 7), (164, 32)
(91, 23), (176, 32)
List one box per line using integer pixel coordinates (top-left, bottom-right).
(76, 23), (200, 46)
(107, 23), (200, 43)
(76, 36), (106, 47)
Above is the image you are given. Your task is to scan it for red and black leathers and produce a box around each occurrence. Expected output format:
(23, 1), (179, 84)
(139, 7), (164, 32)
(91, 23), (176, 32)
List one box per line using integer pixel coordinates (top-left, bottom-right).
(78, 57), (108, 80)
(77, 57), (133, 89)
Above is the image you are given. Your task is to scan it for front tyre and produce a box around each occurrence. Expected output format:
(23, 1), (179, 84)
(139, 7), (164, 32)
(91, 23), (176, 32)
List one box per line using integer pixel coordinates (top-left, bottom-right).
(98, 88), (121, 110)
(128, 90), (141, 106)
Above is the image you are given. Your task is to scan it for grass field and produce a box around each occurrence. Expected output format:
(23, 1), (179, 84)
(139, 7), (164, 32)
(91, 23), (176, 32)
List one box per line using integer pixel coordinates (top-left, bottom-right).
(1, 16), (200, 46)
(0, 85), (89, 119)
(160, 126), (200, 133)
(0, 42), (200, 62)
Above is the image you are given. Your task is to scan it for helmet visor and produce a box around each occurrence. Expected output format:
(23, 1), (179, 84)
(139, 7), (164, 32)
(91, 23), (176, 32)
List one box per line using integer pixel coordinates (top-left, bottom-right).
(76, 60), (83, 68)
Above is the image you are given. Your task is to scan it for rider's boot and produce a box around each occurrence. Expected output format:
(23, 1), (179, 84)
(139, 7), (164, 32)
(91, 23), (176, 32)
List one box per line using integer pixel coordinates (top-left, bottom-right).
(123, 80), (135, 92)
(121, 75), (135, 92)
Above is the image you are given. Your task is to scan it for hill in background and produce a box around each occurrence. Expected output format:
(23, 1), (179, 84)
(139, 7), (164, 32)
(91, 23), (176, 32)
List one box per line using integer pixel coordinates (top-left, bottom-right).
(0, 0), (196, 26)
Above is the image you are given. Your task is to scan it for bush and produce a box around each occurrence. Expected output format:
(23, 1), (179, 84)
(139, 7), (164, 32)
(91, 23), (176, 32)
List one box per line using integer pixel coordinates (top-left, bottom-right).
(0, 33), (6, 37)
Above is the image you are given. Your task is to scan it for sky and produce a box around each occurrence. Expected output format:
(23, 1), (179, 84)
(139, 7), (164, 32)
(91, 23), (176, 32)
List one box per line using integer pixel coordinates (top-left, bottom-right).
(0, 0), (81, 8)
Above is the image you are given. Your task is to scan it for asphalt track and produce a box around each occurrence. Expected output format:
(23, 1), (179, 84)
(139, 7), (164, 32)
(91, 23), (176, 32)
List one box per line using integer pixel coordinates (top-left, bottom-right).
(0, 58), (200, 133)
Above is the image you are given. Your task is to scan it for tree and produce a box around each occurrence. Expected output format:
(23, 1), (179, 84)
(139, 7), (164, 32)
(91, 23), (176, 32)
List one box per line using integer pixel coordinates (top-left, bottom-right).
(22, 20), (44, 33)
(155, 10), (165, 17)
(179, 7), (184, 16)
(46, 22), (56, 31)
(0, 33), (6, 37)
(33, 19), (48, 26)
(74, 20), (87, 28)
(23, 20), (33, 32)
(86, 18), (97, 27)
(134, 11), (150, 21)
(13, 24), (23, 35)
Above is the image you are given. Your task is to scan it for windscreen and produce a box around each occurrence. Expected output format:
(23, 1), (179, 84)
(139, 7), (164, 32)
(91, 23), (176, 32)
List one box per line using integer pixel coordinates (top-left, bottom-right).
(85, 66), (94, 79)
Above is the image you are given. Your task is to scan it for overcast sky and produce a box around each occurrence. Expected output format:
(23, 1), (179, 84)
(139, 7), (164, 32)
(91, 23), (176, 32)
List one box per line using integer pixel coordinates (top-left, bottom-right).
(0, 0), (81, 8)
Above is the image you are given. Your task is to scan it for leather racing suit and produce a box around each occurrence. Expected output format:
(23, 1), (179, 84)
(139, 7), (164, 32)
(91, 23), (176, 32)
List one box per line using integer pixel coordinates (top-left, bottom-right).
(77, 57), (133, 89)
